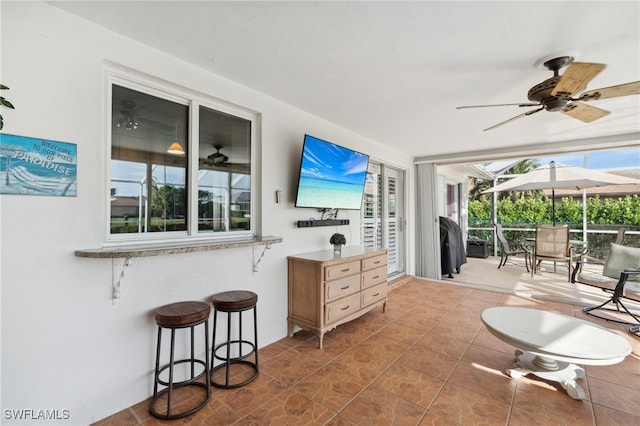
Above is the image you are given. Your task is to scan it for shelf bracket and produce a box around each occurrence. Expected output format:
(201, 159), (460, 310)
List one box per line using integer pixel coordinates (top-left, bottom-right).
(252, 243), (272, 273)
(112, 257), (131, 304)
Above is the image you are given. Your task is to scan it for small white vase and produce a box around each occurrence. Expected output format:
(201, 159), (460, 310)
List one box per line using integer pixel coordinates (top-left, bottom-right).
(333, 244), (342, 254)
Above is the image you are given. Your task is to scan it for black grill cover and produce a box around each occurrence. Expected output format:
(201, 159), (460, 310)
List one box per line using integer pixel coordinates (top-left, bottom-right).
(439, 216), (467, 278)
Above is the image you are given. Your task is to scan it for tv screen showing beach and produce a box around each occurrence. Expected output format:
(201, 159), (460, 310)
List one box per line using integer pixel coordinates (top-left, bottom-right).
(295, 135), (369, 210)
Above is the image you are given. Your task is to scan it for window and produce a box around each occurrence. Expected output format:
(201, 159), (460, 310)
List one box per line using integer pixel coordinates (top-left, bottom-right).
(109, 77), (254, 242)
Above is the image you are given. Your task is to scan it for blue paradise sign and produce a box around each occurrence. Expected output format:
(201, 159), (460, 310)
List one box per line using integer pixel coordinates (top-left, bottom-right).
(0, 133), (77, 197)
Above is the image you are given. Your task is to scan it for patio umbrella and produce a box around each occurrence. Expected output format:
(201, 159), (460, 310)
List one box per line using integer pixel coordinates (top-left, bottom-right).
(483, 161), (640, 225)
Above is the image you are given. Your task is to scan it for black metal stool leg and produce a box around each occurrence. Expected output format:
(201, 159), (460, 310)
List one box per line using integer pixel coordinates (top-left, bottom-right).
(150, 301), (211, 420)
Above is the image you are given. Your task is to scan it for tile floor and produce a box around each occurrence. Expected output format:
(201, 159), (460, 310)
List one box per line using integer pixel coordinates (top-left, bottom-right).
(94, 277), (640, 425)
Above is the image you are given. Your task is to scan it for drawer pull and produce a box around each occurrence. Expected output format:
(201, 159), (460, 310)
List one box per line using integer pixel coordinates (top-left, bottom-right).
(341, 305), (350, 311)
(340, 286), (351, 290)
(372, 275), (380, 279)
(374, 261), (381, 264)
(341, 268), (351, 272)
(372, 292), (380, 297)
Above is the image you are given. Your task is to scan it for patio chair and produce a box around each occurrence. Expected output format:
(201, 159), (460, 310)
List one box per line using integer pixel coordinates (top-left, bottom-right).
(494, 223), (529, 272)
(531, 224), (572, 282)
(574, 243), (640, 328)
(571, 227), (627, 283)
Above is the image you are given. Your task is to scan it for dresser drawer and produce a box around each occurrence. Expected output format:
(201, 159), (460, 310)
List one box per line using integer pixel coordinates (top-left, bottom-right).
(325, 260), (361, 281)
(361, 282), (387, 307)
(362, 254), (387, 271)
(325, 274), (360, 303)
(361, 265), (387, 289)
(325, 293), (360, 324)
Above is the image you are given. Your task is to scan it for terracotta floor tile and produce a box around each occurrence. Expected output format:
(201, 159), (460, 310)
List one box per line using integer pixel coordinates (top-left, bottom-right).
(293, 364), (370, 412)
(91, 408), (139, 426)
(329, 346), (398, 383)
(461, 344), (520, 375)
(416, 332), (470, 360)
(398, 346), (459, 381)
(593, 403), (640, 426)
(394, 312), (440, 332)
(213, 371), (289, 417)
(340, 385), (426, 425)
(588, 377), (640, 417)
(324, 414), (357, 426)
(418, 410), (461, 425)
(447, 360), (517, 406)
(471, 326), (517, 355)
(429, 382), (510, 425)
(243, 389), (336, 425)
(374, 321), (427, 345)
(358, 333), (411, 360)
(585, 351), (640, 391)
(258, 341), (292, 363)
(428, 318), (482, 343)
(512, 379), (595, 424)
(373, 363), (445, 408)
(260, 348), (326, 386)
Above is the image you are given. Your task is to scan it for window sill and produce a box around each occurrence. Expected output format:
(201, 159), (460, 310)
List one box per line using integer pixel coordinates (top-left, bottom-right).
(75, 235), (283, 259)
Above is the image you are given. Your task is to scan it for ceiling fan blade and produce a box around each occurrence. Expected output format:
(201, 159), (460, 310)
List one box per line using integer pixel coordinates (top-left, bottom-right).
(552, 62), (606, 97)
(579, 81), (640, 101)
(483, 107), (544, 131)
(457, 102), (540, 109)
(561, 101), (610, 123)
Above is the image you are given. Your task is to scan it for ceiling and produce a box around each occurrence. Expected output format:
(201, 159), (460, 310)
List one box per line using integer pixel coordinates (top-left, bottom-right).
(48, 1), (640, 161)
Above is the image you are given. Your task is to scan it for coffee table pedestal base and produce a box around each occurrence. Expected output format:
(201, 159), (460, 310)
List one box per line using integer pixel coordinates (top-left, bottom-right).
(508, 350), (586, 400)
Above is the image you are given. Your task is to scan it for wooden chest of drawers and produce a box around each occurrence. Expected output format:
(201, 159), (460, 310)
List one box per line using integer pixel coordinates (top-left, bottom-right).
(287, 247), (388, 349)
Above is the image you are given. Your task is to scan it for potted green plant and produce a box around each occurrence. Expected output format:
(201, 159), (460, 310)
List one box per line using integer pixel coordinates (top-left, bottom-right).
(0, 84), (15, 130)
(330, 233), (346, 254)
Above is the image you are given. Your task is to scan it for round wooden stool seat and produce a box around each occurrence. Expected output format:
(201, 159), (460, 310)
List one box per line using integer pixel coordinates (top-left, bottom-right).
(211, 290), (258, 312)
(150, 301), (211, 420)
(155, 301), (211, 327)
(210, 290), (259, 389)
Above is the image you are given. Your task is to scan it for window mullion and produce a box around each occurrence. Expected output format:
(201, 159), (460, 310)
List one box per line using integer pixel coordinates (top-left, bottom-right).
(188, 100), (199, 235)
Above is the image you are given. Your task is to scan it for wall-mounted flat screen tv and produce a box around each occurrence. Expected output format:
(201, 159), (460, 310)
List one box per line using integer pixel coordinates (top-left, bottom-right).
(295, 134), (370, 210)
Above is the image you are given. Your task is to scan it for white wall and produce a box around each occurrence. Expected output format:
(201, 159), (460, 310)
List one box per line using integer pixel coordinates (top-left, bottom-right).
(0, 2), (414, 424)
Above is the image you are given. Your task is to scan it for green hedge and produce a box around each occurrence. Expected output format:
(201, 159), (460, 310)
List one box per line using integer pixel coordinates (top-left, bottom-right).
(469, 194), (640, 226)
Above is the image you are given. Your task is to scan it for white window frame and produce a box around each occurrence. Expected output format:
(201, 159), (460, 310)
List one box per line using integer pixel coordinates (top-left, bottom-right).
(104, 66), (257, 246)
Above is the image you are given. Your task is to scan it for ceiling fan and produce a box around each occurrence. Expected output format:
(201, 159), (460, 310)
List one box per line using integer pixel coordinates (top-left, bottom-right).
(200, 145), (250, 172)
(114, 100), (174, 132)
(202, 145), (230, 167)
(457, 56), (640, 131)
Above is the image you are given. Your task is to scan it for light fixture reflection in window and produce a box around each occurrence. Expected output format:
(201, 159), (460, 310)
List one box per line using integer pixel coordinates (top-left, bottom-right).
(115, 115), (139, 130)
(167, 141), (185, 155)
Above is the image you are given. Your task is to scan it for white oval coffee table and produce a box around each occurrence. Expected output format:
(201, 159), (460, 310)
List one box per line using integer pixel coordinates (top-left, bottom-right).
(481, 307), (631, 399)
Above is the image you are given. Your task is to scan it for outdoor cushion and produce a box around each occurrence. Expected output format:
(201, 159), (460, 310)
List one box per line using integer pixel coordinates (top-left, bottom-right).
(602, 243), (640, 280)
(575, 272), (619, 291)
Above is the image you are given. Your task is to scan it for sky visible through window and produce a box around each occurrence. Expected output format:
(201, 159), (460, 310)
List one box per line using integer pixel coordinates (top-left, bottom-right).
(536, 147), (639, 172)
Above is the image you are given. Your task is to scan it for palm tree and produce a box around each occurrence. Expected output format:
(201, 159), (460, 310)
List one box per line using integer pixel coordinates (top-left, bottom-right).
(469, 159), (540, 201)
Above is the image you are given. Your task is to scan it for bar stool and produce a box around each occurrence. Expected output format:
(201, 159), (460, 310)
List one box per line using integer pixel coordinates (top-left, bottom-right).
(210, 290), (259, 389)
(149, 301), (211, 420)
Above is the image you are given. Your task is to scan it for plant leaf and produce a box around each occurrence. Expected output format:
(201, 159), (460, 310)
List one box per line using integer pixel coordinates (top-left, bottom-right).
(0, 115), (4, 130)
(0, 97), (15, 109)
(0, 84), (9, 90)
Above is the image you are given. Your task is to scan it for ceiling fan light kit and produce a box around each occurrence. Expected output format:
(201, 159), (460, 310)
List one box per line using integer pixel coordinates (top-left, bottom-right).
(457, 55), (640, 131)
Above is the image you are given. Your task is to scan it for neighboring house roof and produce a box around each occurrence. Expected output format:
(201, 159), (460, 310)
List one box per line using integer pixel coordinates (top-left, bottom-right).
(111, 196), (145, 207)
(543, 171), (640, 198)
